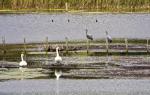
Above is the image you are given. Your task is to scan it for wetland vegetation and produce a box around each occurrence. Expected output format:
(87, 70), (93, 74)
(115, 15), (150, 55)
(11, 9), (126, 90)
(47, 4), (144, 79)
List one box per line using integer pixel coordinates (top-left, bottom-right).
(0, 0), (150, 13)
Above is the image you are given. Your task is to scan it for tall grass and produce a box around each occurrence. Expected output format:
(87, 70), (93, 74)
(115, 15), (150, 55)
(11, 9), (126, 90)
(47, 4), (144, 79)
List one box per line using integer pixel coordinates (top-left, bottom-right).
(0, 0), (149, 12)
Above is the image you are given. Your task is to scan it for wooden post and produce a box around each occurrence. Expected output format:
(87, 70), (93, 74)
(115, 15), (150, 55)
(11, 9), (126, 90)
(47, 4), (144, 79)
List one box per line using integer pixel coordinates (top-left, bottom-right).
(2, 36), (6, 65)
(65, 37), (68, 53)
(117, 0), (120, 12)
(86, 39), (89, 54)
(65, 2), (68, 11)
(2, 36), (5, 49)
(23, 38), (26, 54)
(147, 39), (149, 53)
(96, 0), (99, 11)
(45, 37), (48, 56)
(23, 37), (27, 60)
(125, 38), (128, 53)
(44, 37), (49, 64)
(148, 5), (150, 13)
(106, 38), (109, 54)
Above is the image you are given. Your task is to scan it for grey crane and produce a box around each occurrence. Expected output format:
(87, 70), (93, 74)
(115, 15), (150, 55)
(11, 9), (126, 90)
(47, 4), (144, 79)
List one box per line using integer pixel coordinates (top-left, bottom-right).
(106, 31), (112, 43)
(86, 29), (93, 40)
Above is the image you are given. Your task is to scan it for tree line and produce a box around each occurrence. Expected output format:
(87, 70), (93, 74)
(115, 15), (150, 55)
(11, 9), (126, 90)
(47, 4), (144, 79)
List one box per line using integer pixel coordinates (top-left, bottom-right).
(0, 0), (149, 12)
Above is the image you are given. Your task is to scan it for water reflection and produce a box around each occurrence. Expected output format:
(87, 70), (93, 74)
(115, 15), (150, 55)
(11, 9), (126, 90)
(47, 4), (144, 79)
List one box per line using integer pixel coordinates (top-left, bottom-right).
(106, 55), (111, 68)
(55, 69), (62, 80)
(56, 79), (60, 95)
(19, 67), (27, 80)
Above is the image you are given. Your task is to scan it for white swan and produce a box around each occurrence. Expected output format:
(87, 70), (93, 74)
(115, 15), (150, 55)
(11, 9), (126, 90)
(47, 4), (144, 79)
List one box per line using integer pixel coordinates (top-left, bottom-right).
(55, 70), (62, 80)
(55, 47), (62, 64)
(19, 53), (27, 66)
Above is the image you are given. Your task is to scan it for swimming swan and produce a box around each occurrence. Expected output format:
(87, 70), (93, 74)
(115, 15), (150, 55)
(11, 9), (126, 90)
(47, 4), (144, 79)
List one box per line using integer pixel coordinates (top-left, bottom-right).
(19, 53), (27, 66)
(55, 47), (62, 64)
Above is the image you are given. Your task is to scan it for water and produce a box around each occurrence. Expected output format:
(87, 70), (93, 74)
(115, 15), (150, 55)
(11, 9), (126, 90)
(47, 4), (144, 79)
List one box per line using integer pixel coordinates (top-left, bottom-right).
(0, 79), (150, 95)
(0, 13), (150, 43)
(0, 13), (150, 94)
(0, 55), (150, 95)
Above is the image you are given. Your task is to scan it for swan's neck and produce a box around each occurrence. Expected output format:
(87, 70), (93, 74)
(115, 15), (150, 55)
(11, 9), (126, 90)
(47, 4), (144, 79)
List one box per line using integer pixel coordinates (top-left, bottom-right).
(21, 55), (24, 61)
(56, 49), (59, 57)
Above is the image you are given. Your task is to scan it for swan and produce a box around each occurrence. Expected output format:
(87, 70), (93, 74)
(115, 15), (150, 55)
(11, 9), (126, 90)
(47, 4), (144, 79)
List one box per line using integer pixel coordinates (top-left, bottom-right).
(19, 53), (27, 66)
(55, 47), (62, 64)
(55, 70), (62, 80)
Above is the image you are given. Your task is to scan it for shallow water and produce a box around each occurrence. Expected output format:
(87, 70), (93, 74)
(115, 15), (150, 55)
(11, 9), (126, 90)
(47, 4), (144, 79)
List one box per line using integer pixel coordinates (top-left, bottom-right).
(0, 55), (150, 95)
(0, 13), (150, 43)
(0, 79), (150, 95)
(0, 13), (150, 95)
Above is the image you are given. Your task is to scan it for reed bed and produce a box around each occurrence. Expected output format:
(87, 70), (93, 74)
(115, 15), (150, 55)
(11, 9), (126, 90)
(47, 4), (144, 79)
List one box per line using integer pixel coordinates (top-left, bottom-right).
(0, 0), (149, 12)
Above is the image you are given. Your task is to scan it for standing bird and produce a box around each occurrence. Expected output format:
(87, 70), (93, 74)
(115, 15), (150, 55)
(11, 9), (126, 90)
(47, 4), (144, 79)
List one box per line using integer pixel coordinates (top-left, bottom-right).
(55, 47), (62, 64)
(19, 53), (27, 67)
(106, 31), (112, 43)
(86, 29), (93, 40)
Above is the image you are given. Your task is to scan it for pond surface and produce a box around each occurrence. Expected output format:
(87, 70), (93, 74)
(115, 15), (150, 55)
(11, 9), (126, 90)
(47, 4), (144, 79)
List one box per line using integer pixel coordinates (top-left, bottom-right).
(0, 13), (150, 95)
(0, 79), (150, 95)
(0, 13), (150, 43)
(0, 55), (150, 95)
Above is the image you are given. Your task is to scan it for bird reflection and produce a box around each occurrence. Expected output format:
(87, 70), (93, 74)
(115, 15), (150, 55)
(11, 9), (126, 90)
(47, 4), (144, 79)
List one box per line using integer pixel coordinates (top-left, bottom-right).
(19, 67), (26, 80)
(106, 55), (111, 68)
(55, 69), (62, 80)
(56, 79), (60, 95)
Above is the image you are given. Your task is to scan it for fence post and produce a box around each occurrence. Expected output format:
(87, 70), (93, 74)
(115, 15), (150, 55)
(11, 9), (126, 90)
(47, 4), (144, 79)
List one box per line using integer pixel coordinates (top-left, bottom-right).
(86, 39), (89, 54)
(125, 38), (128, 53)
(23, 38), (26, 54)
(65, 37), (68, 53)
(147, 38), (149, 53)
(106, 38), (109, 54)
(45, 37), (49, 57)
(96, 0), (99, 11)
(23, 37), (27, 60)
(65, 2), (68, 11)
(2, 36), (6, 65)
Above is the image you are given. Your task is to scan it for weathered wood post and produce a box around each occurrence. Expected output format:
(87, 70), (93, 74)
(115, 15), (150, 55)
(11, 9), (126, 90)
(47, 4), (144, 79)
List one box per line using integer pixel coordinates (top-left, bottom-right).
(23, 38), (26, 54)
(86, 39), (90, 54)
(2, 36), (5, 51)
(106, 38), (109, 54)
(117, 0), (120, 12)
(96, 0), (99, 11)
(2, 36), (6, 65)
(125, 38), (128, 53)
(23, 37), (27, 60)
(147, 38), (149, 53)
(65, 2), (68, 11)
(44, 37), (49, 64)
(45, 37), (49, 57)
(65, 37), (69, 53)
